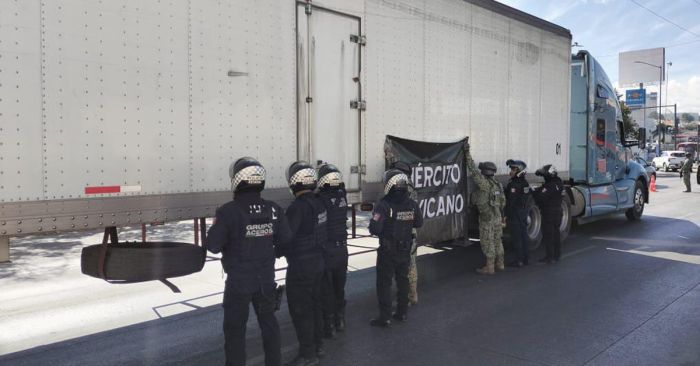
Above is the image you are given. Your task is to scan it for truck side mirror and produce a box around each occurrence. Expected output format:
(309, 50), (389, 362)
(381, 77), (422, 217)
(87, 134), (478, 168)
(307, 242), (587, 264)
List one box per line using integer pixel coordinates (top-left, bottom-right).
(638, 128), (646, 149)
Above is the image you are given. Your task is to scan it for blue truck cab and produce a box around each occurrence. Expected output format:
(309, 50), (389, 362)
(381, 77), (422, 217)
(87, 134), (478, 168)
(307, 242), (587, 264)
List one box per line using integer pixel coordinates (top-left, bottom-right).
(568, 51), (649, 223)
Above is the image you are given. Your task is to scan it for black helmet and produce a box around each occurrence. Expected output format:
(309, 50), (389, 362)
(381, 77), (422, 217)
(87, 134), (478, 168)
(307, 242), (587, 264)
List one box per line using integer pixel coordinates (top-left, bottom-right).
(478, 161), (497, 177)
(535, 164), (558, 178)
(317, 163), (344, 189)
(390, 161), (412, 177)
(506, 159), (527, 172)
(229, 157), (266, 192)
(287, 161), (317, 193)
(686, 152), (693, 158)
(383, 169), (409, 195)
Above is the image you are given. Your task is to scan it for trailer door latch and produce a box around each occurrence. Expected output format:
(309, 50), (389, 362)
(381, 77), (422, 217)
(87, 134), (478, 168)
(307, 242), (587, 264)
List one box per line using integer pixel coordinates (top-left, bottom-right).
(350, 100), (366, 111)
(350, 34), (367, 46)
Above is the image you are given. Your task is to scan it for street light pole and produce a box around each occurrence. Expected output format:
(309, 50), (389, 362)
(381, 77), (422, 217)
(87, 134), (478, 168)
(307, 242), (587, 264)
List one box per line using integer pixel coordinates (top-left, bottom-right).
(634, 61), (663, 156)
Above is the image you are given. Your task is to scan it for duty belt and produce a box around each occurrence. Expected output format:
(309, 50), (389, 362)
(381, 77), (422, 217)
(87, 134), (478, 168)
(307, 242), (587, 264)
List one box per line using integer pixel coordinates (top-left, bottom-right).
(327, 240), (347, 248)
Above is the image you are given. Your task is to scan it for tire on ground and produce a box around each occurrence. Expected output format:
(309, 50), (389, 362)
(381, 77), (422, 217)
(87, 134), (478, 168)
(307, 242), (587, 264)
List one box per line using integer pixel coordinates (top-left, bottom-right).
(81, 242), (206, 282)
(559, 193), (572, 242)
(625, 179), (645, 221)
(525, 195), (543, 251)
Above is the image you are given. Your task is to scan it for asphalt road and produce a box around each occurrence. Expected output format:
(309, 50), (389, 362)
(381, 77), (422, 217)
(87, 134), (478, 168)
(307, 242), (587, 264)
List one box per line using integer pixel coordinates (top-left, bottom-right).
(1, 171), (699, 366)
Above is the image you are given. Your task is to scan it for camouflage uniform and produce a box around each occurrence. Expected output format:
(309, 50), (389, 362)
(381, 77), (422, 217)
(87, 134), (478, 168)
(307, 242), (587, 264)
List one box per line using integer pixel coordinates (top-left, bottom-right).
(466, 154), (505, 269)
(680, 157), (693, 192)
(407, 184), (419, 304)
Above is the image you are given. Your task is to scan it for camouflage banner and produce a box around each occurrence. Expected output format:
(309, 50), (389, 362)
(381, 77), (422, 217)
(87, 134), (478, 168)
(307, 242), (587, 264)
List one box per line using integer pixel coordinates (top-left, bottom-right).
(384, 135), (469, 245)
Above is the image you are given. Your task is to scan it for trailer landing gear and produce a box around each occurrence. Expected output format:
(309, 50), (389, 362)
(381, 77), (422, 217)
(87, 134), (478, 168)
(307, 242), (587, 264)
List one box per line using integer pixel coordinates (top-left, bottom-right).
(0, 236), (9, 263)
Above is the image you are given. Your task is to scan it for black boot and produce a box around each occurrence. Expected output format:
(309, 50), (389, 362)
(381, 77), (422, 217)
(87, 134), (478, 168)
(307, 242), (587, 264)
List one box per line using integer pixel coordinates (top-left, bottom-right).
(285, 355), (319, 366)
(392, 312), (407, 322)
(335, 311), (345, 332)
(369, 318), (391, 328)
(323, 319), (336, 339)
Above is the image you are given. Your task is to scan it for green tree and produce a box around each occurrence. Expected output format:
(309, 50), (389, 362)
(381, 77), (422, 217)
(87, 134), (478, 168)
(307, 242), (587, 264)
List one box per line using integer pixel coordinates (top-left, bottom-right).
(620, 101), (638, 139)
(681, 113), (695, 123)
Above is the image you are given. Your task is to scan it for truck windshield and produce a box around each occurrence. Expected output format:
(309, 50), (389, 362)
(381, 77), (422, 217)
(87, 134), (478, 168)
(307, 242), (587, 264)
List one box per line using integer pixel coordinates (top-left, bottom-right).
(670, 153), (685, 157)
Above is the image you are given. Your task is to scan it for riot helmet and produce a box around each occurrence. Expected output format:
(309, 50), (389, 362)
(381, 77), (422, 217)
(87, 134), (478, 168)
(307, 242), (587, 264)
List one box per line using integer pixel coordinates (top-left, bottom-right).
(535, 164), (558, 178)
(506, 159), (527, 177)
(317, 163), (344, 189)
(383, 169), (409, 195)
(229, 157), (266, 192)
(478, 161), (497, 177)
(287, 161), (317, 193)
(686, 152), (693, 158)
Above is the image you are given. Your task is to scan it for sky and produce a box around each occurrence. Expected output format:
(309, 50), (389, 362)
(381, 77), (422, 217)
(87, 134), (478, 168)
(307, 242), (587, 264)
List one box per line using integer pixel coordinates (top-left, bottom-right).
(497, 0), (700, 113)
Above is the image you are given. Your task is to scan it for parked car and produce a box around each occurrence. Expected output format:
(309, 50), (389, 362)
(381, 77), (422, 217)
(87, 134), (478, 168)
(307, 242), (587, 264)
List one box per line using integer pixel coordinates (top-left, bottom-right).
(634, 156), (656, 179)
(652, 151), (686, 172)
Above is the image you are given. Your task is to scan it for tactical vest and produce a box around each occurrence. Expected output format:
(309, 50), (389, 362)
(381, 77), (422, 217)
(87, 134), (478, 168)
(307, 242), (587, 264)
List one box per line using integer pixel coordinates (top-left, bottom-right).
(380, 200), (415, 252)
(229, 200), (275, 263)
(290, 194), (327, 259)
(472, 179), (503, 220)
(318, 189), (348, 245)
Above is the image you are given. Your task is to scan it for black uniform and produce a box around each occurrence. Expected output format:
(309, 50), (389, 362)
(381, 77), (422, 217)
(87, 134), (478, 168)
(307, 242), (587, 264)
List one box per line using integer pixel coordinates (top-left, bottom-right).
(369, 190), (423, 322)
(317, 187), (349, 334)
(533, 176), (563, 262)
(207, 191), (292, 366)
(504, 175), (531, 265)
(279, 192), (327, 359)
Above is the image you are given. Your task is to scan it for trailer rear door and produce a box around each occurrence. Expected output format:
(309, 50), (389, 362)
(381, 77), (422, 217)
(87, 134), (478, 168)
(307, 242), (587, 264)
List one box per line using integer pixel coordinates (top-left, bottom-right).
(297, 4), (362, 190)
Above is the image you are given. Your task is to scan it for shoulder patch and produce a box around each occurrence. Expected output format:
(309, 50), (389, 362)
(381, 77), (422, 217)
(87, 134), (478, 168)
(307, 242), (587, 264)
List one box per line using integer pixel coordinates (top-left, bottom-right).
(372, 213), (382, 221)
(511, 188), (516, 193)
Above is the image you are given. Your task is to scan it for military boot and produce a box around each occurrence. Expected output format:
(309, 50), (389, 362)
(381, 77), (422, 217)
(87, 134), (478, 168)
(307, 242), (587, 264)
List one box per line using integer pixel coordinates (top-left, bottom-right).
(408, 283), (418, 305)
(495, 256), (505, 272)
(475, 258), (495, 275)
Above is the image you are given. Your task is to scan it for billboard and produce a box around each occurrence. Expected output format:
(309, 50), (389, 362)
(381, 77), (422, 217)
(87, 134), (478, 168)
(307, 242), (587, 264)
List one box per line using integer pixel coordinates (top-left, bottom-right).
(625, 89), (646, 106)
(619, 48), (665, 87)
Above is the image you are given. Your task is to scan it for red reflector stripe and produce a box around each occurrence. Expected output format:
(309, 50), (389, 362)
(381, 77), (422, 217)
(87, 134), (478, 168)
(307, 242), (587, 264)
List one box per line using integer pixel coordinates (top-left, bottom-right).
(85, 186), (121, 194)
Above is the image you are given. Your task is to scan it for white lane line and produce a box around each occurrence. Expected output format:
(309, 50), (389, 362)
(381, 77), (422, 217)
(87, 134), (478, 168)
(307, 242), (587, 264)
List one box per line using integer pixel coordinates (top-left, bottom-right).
(679, 235), (689, 239)
(606, 247), (700, 265)
(562, 245), (596, 259)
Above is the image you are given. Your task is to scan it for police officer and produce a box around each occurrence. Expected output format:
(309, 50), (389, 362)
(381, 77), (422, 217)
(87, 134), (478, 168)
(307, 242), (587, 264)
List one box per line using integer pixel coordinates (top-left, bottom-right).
(466, 152), (506, 274)
(206, 157), (292, 366)
(680, 152), (693, 192)
(390, 161), (419, 305)
(532, 164), (563, 264)
(368, 169), (423, 327)
(315, 163), (349, 338)
(279, 161), (327, 366)
(504, 159), (531, 267)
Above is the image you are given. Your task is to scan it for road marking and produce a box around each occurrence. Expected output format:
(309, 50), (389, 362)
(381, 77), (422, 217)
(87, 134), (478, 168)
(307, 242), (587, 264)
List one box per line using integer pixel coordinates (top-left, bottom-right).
(562, 245), (596, 259)
(679, 235), (689, 239)
(606, 247), (700, 265)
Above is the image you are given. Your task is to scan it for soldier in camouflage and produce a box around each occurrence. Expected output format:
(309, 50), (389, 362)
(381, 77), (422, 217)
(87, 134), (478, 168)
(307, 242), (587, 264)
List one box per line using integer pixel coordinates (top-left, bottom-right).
(466, 152), (506, 275)
(680, 153), (693, 193)
(390, 161), (419, 305)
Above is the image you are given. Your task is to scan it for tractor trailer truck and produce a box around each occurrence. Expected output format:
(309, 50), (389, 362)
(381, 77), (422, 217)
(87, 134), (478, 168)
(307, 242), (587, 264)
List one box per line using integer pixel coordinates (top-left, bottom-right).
(0, 0), (648, 267)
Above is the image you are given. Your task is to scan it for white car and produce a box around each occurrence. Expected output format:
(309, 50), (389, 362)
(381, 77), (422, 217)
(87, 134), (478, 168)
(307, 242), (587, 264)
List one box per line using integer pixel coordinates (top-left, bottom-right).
(652, 151), (686, 172)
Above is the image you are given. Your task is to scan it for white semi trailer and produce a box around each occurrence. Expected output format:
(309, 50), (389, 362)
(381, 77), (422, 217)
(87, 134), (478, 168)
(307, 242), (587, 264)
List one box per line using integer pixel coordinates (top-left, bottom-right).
(0, 0), (646, 265)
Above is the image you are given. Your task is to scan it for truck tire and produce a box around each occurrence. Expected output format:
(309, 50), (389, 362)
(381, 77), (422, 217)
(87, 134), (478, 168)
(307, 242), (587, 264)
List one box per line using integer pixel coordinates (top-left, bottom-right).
(560, 193), (572, 242)
(663, 163), (668, 172)
(81, 242), (206, 282)
(625, 180), (645, 221)
(525, 196), (543, 251)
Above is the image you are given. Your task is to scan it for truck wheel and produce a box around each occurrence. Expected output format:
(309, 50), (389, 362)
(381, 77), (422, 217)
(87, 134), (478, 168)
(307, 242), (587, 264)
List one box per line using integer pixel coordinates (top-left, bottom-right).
(81, 242), (206, 282)
(663, 163), (668, 172)
(560, 193), (572, 242)
(525, 196), (543, 251)
(625, 180), (645, 221)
